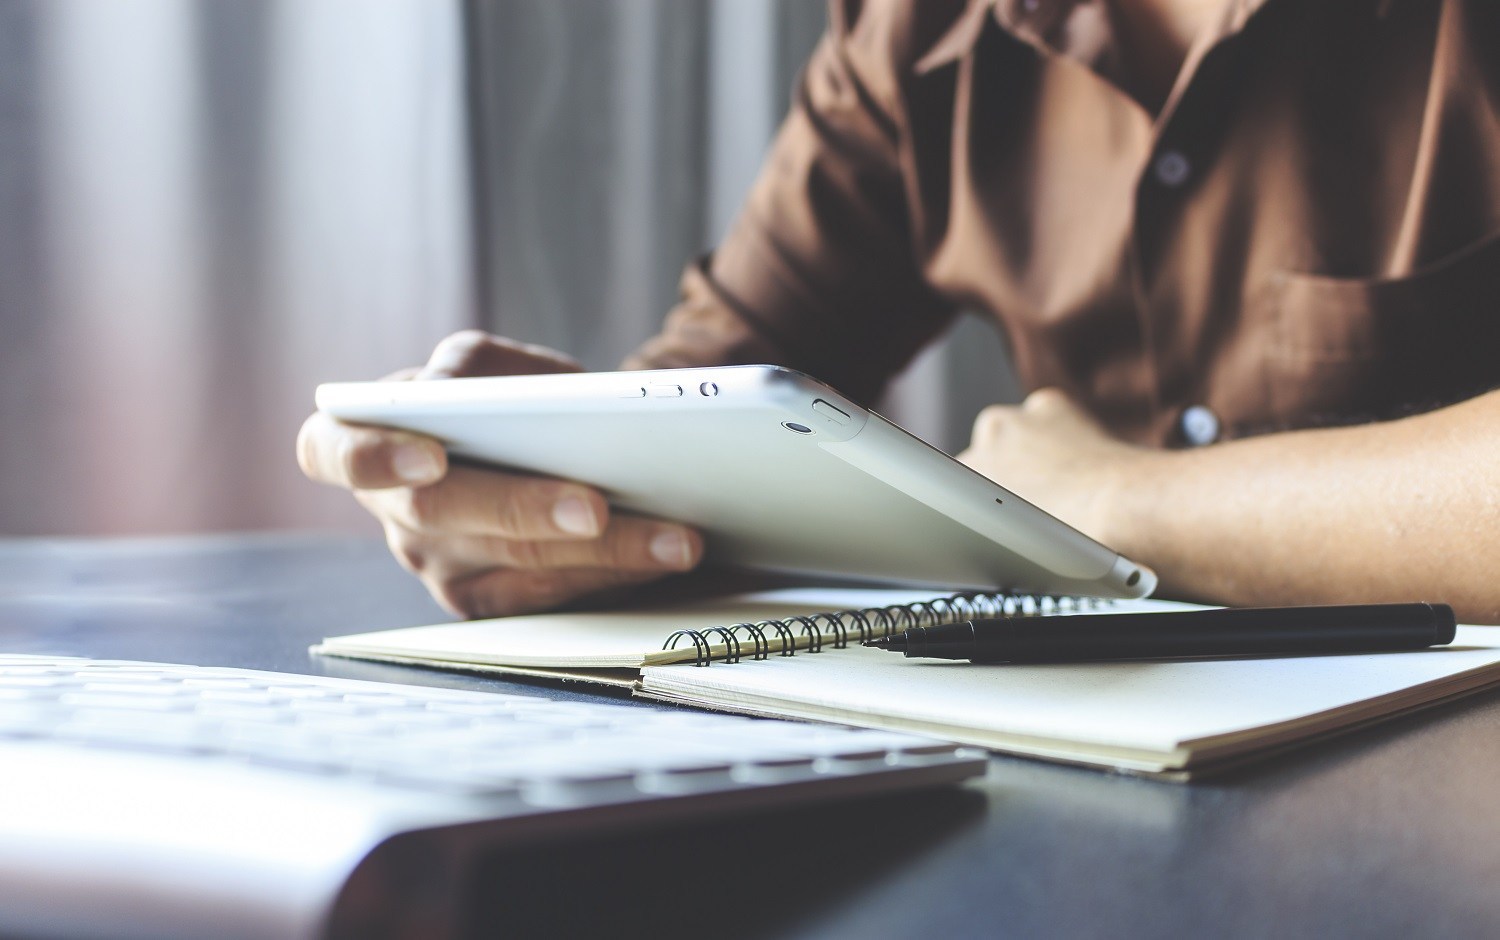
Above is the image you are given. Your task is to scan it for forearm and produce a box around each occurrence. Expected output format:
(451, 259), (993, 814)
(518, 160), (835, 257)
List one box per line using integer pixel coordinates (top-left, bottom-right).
(1104, 391), (1500, 623)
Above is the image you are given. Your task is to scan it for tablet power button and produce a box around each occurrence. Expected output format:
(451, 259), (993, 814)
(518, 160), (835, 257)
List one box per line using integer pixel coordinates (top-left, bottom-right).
(811, 399), (850, 426)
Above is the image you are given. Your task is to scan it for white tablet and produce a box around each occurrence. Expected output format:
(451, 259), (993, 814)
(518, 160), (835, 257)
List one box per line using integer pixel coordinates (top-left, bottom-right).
(317, 365), (1155, 599)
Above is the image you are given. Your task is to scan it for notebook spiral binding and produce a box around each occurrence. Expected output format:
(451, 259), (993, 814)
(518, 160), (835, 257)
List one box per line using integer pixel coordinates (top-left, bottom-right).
(662, 591), (1107, 667)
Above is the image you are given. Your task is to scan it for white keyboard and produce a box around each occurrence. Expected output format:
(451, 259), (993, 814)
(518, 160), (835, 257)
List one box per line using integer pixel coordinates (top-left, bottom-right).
(0, 655), (986, 940)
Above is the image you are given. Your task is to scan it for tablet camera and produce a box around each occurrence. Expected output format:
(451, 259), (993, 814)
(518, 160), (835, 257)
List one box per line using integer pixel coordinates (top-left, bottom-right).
(781, 422), (814, 435)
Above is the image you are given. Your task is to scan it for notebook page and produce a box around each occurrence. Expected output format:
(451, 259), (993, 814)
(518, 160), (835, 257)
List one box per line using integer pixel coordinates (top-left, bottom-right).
(640, 627), (1500, 763)
(314, 588), (971, 668)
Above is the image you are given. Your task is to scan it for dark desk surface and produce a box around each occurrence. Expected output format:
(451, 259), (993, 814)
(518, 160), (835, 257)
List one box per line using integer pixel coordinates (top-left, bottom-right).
(3, 533), (1499, 939)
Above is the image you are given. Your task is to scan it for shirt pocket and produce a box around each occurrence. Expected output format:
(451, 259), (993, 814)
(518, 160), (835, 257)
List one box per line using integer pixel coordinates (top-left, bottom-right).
(1262, 227), (1500, 426)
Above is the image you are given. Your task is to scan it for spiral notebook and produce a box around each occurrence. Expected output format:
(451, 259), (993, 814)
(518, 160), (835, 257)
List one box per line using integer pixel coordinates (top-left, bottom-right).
(313, 588), (1500, 779)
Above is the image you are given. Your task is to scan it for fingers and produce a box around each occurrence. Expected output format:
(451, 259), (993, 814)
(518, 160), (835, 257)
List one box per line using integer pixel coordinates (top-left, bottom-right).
(436, 566), (676, 619)
(970, 389), (1092, 447)
(1020, 387), (1070, 413)
(301, 329), (683, 618)
(297, 411), (447, 490)
(1018, 388), (1108, 434)
(382, 518), (703, 619)
(970, 403), (1018, 449)
(359, 464), (621, 540)
(383, 514), (702, 577)
(417, 330), (583, 380)
(297, 330), (578, 492)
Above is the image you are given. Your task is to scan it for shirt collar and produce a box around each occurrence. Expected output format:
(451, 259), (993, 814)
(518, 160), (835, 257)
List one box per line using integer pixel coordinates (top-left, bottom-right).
(913, 0), (1278, 76)
(913, 0), (997, 75)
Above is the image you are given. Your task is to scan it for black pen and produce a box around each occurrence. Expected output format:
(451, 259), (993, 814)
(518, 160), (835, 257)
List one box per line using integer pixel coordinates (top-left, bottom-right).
(862, 603), (1457, 663)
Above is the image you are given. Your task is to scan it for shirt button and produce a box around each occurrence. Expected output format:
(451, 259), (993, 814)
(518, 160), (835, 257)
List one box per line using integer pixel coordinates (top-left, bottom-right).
(1180, 405), (1221, 446)
(1153, 150), (1191, 188)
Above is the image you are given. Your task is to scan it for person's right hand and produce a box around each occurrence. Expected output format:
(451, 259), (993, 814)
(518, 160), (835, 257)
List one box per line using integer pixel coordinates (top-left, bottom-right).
(296, 330), (704, 618)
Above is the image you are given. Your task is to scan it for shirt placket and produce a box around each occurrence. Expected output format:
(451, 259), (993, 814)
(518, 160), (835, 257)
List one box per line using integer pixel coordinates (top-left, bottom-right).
(1126, 0), (1272, 447)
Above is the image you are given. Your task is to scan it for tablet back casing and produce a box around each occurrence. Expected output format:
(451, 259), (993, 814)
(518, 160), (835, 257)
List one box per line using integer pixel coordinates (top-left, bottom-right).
(317, 366), (1154, 599)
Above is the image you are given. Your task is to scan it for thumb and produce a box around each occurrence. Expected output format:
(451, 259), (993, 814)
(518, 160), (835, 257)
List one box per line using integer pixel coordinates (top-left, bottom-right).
(417, 330), (583, 380)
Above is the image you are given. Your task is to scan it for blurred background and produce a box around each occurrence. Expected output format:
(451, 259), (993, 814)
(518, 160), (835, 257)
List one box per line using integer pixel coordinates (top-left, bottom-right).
(0, 0), (1018, 537)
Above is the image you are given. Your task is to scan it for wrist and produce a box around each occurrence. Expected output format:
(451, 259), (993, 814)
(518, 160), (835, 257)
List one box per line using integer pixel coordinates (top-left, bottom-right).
(1089, 444), (1172, 561)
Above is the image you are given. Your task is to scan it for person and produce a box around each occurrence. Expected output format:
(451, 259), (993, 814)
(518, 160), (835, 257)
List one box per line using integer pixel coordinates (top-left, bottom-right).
(298, 0), (1500, 623)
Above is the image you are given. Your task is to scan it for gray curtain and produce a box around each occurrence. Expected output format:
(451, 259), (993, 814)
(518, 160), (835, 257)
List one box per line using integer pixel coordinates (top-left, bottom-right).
(0, 0), (1016, 537)
(465, 0), (826, 369)
(0, 0), (473, 535)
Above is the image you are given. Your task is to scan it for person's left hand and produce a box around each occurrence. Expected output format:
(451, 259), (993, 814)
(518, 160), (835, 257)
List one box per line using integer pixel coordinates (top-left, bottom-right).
(956, 388), (1158, 544)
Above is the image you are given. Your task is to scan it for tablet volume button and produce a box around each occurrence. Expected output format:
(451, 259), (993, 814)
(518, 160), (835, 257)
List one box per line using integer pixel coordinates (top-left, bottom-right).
(648, 385), (684, 398)
(812, 399), (850, 426)
(621, 387), (646, 398)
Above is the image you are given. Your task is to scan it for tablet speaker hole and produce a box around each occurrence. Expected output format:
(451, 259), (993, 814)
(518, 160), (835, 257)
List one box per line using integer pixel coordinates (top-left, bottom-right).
(781, 422), (813, 435)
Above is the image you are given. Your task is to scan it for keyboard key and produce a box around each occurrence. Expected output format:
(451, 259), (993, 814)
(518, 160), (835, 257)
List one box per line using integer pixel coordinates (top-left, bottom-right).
(341, 693), (411, 707)
(370, 765), (523, 796)
(195, 701), (293, 723)
(0, 654), (983, 817)
(59, 692), (193, 712)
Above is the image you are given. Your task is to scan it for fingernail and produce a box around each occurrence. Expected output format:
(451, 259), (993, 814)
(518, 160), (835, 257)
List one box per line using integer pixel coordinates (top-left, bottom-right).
(551, 496), (599, 536)
(650, 528), (694, 568)
(393, 444), (441, 484)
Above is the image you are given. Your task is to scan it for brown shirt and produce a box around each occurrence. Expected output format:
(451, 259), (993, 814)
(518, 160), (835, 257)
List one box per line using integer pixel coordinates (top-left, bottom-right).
(627, 0), (1500, 447)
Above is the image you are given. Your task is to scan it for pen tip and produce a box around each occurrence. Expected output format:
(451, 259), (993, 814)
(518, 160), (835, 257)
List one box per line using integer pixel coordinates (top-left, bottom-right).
(863, 635), (905, 652)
